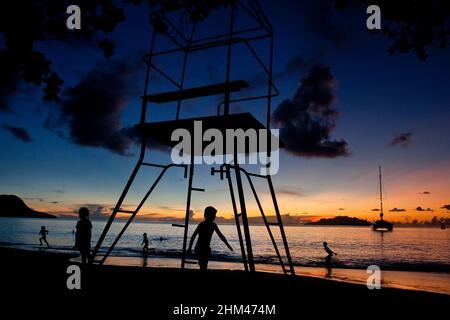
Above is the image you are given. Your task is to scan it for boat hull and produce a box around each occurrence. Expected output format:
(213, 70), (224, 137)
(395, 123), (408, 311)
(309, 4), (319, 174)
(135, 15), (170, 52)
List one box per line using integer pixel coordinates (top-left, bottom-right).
(372, 220), (393, 231)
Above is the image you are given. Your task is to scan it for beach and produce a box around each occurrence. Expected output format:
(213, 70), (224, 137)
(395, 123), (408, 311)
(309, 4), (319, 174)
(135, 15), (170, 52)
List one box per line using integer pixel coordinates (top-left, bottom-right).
(1, 246), (448, 318)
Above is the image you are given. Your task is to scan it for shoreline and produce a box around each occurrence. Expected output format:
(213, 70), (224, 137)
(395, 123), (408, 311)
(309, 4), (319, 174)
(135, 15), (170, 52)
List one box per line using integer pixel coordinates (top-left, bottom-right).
(2, 241), (449, 273)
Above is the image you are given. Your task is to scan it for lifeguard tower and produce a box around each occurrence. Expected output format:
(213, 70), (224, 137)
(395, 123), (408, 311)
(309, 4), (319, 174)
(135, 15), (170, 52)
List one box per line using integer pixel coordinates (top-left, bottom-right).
(91, 0), (295, 275)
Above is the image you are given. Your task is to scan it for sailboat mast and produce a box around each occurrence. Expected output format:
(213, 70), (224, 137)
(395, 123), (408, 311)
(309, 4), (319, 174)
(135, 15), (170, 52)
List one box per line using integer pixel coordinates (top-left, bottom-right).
(379, 165), (384, 216)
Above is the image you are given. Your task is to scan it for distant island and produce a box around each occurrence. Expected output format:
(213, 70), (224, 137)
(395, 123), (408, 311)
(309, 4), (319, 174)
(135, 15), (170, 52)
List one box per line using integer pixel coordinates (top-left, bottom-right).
(306, 216), (371, 226)
(0, 194), (56, 219)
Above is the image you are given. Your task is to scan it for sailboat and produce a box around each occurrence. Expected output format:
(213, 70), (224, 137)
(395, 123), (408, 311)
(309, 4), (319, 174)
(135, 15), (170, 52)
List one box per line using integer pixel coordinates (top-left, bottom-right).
(372, 166), (394, 232)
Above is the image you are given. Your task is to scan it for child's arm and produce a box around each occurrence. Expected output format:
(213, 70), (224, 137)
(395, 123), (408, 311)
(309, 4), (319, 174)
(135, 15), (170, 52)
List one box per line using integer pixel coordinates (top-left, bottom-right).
(214, 225), (233, 251)
(187, 225), (200, 254)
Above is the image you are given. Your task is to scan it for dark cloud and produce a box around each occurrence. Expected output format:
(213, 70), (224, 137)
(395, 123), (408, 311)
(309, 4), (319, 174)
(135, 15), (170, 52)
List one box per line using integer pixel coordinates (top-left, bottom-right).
(415, 206), (433, 212)
(0, 50), (23, 113)
(277, 187), (305, 197)
(441, 205), (450, 211)
(272, 64), (349, 158)
(24, 197), (44, 202)
(338, 208), (345, 210)
(2, 124), (32, 142)
(371, 208), (380, 211)
(389, 207), (406, 212)
(389, 132), (412, 147)
(157, 205), (185, 212)
(44, 59), (140, 156)
(44, 58), (168, 155)
(120, 126), (169, 153)
(250, 53), (316, 88)
(80, 204), (111, 220)
(0, 78), (15, 112)
(420, 191), (431, 195)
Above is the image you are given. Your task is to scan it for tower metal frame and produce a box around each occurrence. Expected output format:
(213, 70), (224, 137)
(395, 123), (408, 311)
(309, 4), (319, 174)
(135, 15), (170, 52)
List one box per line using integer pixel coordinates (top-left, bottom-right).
(90, 0), (295, 275)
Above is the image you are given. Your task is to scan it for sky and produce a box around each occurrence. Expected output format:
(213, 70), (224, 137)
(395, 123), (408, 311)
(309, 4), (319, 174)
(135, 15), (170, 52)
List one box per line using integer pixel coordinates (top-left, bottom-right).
(1, 0), (449, 223)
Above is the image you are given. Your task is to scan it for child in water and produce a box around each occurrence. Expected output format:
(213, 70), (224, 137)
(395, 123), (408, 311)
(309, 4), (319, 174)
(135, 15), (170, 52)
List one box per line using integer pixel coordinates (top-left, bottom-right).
(142, 233), (149, 252)
(187, 206), (233, 271)
(75, 207), (92, 264)
(323, 241), (337, 268)
(39, 226), (50, 247)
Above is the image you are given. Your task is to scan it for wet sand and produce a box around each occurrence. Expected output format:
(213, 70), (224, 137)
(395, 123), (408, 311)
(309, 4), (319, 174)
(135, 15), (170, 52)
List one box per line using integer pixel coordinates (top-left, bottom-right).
(1, 246), (448, 318)
(98, 254), (450, 295)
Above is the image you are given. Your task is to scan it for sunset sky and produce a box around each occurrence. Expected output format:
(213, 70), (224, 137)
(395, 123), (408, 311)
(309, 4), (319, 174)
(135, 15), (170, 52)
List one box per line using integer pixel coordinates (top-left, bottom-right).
(1, 0), (449, 223)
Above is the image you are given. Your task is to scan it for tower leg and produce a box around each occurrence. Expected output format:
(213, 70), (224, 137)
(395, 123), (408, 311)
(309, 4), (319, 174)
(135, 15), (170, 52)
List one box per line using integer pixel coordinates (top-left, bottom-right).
(225, 164), (248, 272)
(267, 176), (295, 275)
(233, 163), (255, 272)
(91, 159), (143, 263)
(181, 161), (195, 269)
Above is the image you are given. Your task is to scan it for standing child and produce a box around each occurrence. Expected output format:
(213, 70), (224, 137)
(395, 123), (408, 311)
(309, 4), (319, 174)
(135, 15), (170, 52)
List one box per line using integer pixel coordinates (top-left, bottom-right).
(142, 233), (149, 252)
(323, 241), (337, 268)
(187, 206), (233, 271)
(39, 226), (50, 247)
(75, 207), (92, 264)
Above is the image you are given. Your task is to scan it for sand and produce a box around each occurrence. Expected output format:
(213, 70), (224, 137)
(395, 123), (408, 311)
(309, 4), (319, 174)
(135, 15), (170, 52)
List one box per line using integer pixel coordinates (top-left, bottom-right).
(1, 246), (448, 318)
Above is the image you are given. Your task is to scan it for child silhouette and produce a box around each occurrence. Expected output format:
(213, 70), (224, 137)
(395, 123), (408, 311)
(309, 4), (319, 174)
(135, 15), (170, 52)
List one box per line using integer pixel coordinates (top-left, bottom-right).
(323, 241), (337, 268)
(142, 233), (149, 252)
(75, 207), (92, 264)
(187, 206), (233, 271)
(39, 226), (50, 247)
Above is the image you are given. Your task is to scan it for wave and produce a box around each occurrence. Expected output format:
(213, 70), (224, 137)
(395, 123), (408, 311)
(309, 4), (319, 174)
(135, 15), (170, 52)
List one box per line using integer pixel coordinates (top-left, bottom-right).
(1, 241), (449, 273)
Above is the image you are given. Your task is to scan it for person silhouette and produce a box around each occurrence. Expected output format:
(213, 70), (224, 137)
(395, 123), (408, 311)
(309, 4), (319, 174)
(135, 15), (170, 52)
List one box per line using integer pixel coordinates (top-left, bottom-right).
(323, 241), (337, 269)
(39, 226), (50, 247)
(187, 206), (233, 271)
(142, 233), (149, 252)
(75, 207), (92, 264)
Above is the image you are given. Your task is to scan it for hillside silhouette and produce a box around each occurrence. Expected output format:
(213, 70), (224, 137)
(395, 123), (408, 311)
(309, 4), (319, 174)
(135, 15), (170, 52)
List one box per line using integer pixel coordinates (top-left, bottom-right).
(306, 216), (371, 226)
(0, 195), (55, 218)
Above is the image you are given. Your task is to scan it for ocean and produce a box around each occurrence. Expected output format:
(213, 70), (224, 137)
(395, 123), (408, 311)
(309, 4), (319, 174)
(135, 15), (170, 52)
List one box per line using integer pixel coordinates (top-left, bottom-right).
(1, 217), (449, 272)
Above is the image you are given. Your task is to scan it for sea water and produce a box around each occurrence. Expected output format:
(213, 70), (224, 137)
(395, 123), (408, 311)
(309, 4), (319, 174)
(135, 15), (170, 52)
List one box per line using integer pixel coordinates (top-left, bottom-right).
(0, 217), (448, 272)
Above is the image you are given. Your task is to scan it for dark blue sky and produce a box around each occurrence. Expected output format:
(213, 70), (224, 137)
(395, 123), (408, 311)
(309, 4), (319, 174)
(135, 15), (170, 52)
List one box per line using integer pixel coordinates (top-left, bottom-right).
(1, 0), (449, 221)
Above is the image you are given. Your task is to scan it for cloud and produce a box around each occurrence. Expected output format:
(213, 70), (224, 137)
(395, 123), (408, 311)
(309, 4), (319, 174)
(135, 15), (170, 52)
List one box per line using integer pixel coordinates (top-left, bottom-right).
(441, 205), (450, 211)
(389, 132), (412, 147)
(277, 187), (305, 197)
(44, 59), (140, 156)
(272, 64), (350, 158)
(0, 89), (13, 112)
(250, 53), (316, 88)
(0, 55), (21, 113)
(415, 206), (433, 212)
(371, 208), (380, 211)
(389, 207), (406, 212)
(419, 191), (431, 194)
(157, 205), (185, 212)
(2, 124), (32, 142)
(338, 208), (345, 210)
(80, 204), (111, 219)
(24, 197), (44, 202)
